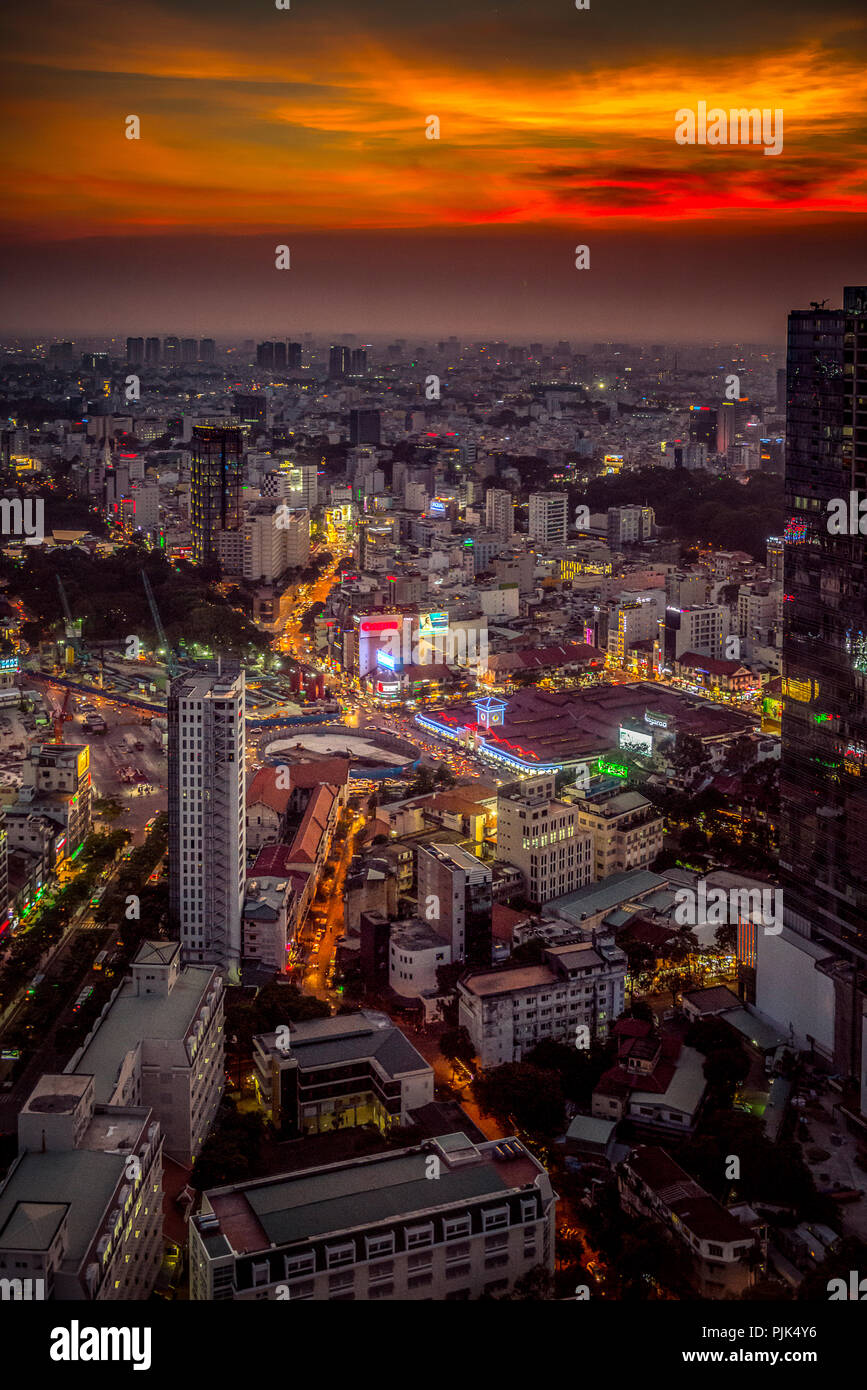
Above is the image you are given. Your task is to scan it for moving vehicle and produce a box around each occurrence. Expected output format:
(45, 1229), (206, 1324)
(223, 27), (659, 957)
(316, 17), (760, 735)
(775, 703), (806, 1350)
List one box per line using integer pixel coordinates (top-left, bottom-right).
(72, 986), (93, 1012)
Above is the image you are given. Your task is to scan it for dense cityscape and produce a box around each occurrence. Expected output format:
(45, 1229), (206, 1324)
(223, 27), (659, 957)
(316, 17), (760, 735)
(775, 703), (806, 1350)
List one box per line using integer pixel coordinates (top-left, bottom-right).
(0, 306), (863, 1326)
(0, 0), (865, 1367)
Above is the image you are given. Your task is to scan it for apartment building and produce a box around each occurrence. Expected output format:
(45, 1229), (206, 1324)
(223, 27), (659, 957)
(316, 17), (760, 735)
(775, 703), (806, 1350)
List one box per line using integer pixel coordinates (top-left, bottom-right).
(189, 1132), (556, 1301)
(168, 664), (245, 976)
(67, 942), (224, 1167)
(416, 842), (492, 967)
(242, 867), (298, 972)
(570, 787), (664, 880)
(15, 743), (92, 856)
(618, 1146), (766, 1297)
(252, 1011), (433, 1137)
(496, 791), (594, 906)
(0, 1074), (163, 1300)
(661, 604), (731, 663)
(458, 938), (627, 1066)
(485, 488), (515, 542)
(528, 493), (568, 545)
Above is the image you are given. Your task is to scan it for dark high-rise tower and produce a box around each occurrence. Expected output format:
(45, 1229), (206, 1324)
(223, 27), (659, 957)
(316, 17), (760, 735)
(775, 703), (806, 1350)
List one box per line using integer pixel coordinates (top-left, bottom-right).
(329, 344), (350, 378)
(777, 288), (867, 1080)
(349, 409), (381, 446)
(190, 425), (243, 566)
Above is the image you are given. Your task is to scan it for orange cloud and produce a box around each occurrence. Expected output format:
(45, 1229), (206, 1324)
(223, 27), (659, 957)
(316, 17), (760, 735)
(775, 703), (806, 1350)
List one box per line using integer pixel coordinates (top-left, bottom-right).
(1, 1), (864, 239)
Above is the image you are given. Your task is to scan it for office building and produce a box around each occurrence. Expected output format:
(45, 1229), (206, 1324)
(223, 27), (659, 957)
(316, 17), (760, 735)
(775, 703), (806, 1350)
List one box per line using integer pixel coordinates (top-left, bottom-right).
(190, 1132), (556, 1300)
(607, 505), (654, 547)
(199, 338), (216, 363)
(458, 938), (627, 1066)
(252, 1011), (433, 1137)
(0, 1074), (163, 1300)
(349, 409), (381, 446)
(528, 492), (568, 544)
(287, 342), (302, 370)
(242, 500), (309, 581)
(126, 337), (144, 365)
(329, 345), (351, 378)
(485, 488), (515, 542)
(190, 425), (244, 566)
(144, 337), (161, 365)
(688, 405), (717, 449)
(660, 603), (731, 663)
(570, 786), (664, 881)
(416, 843), (492, 967)
(496, 790), (593, 906)
(168, 664), (246, 978)
(67, 941), (224, 1166)
(757, 287), (867, 1088)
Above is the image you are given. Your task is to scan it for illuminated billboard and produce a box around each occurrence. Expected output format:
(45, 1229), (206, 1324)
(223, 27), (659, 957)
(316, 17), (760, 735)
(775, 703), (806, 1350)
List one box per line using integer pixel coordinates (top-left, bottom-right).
(619, 726), (653, 755)
(419, 611), (449, 636)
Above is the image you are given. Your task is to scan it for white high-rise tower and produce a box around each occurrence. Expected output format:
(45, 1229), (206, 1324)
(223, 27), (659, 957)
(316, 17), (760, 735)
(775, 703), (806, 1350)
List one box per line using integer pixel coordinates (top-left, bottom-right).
(168, 664), (245, 978)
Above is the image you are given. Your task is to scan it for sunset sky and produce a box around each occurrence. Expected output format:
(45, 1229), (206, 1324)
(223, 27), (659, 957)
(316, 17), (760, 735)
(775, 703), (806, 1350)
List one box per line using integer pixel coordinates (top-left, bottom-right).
(1, 0), (865, 339)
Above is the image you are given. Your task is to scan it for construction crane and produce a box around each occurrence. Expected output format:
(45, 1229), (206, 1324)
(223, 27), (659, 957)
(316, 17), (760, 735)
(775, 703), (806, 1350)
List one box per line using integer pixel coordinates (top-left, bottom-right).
(142, 572), (180, 678)
(55, 575), (89, 666)
(52, 687), (72, 743)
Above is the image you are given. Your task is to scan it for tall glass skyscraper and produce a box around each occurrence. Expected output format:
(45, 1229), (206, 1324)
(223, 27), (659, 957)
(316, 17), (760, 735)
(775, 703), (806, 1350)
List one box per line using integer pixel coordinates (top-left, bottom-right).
(774, 287), (867, 1076)
(190, 425), (243, 566)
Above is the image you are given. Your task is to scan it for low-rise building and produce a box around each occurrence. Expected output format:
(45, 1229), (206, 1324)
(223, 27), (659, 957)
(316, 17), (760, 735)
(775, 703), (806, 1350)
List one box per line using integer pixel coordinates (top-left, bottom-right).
(243, 867), (298, 972)
(66, 941), (224, 1167)
(389, 919), (452, 998)
(618, 1146), (765, 1297)
(190, 1131), (556, 1301)
(458, 938), (627, 1066)
(591, 1018), (707, 1134)
(252, 1010), (433, 1138)
(0, 1074), (163, 1300)
(570, 786), (664, 880)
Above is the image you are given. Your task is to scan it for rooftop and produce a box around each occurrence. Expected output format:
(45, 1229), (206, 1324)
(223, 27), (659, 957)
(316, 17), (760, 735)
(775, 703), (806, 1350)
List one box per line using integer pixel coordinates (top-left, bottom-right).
(70, 965), (218, 1103)
(255, 1010), (430, 1078)
(202, 1136), (545, 1253)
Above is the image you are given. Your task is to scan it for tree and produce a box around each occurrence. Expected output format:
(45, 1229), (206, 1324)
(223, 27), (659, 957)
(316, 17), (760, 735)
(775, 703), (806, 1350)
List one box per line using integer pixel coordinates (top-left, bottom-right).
(497, 1265), (554, 1300)
(439, 1027), (475, 1073)
(473, 1063), (565, 1137)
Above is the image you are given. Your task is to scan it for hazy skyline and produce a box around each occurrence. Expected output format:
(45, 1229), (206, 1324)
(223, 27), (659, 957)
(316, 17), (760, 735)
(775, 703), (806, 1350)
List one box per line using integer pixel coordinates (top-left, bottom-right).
(1, 0), (864, 338)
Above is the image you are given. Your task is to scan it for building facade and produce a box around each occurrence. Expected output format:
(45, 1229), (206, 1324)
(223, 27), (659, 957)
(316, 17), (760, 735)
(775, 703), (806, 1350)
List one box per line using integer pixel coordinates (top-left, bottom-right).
(458, 939), (627, 1066)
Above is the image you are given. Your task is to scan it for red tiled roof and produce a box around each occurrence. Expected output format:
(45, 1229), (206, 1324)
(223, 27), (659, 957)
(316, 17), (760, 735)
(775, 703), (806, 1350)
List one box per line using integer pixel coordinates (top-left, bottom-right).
(285, 783), (337, 866)
(246, 767), (292, 815)
(676, 651), (750, 677)
(249, 844), (293, 878)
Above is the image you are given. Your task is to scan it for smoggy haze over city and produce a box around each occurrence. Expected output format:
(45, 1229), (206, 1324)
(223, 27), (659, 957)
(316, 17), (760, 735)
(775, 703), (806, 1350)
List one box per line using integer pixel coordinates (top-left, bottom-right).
(1, 0), (865, 337)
